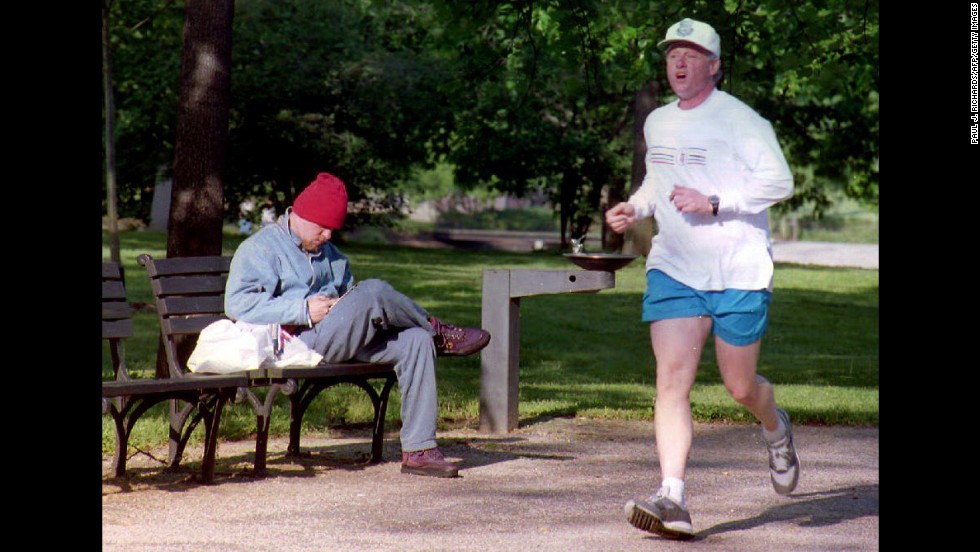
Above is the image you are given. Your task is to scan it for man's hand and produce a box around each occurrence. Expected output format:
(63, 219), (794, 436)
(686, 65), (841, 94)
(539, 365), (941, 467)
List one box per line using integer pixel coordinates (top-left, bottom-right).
(605, 202), (637, 234)
(307, 295), (341, 324)
(669, 185), (713, 214)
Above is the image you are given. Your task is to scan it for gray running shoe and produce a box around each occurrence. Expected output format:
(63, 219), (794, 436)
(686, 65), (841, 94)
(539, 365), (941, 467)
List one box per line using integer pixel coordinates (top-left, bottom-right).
(624, 489), (694, 540)
(767, 408), (801, 495)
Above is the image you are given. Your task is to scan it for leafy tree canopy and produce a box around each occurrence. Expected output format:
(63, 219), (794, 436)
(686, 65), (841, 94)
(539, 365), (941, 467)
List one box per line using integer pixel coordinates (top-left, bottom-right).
(104, 0), (878, 231)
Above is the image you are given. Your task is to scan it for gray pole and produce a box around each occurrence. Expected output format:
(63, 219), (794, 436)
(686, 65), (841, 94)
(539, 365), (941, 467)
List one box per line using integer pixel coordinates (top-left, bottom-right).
(479, 269), (615, 433)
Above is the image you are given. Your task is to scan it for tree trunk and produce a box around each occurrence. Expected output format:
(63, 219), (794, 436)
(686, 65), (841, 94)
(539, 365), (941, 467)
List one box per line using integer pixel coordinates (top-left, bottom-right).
(166, 0), (234, 259)
(159, 0), (234, 377)
(622, 80), (660, 257)
(559, 173), (572, 250)
(102, 1), (120, 264)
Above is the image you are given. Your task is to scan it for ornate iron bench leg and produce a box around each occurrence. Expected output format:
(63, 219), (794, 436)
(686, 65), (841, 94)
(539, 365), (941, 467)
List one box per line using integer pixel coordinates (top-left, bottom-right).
(198, 390), (234, 484)
(254, 409), (272, 474)
(108, 395), (194, 478)
(285, 376), (395, 463)
(106, 397), (158, 478)
(370, 375), (397, 464)
(242, 384), (287, 475)
(167, 400), (199, 469)
(286, 380), (321, 458)
(107, 403), (129, 478)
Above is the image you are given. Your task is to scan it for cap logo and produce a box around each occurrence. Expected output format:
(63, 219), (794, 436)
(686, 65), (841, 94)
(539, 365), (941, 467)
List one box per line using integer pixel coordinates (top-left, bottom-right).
(677, 19), (694, 37)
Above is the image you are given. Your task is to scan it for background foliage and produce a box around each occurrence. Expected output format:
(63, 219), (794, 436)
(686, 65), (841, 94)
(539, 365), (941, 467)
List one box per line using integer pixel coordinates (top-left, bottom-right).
(103, 0), (878, 234)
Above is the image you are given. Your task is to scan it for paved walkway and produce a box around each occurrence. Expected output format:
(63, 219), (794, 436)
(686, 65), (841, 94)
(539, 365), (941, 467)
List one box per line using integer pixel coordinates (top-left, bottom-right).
(384, 230), (880, 270)
(380, 228), (880, 269)
(103, 238), (878, 549)
(772, 241), (878, 270)
(103, 418), (879, 551)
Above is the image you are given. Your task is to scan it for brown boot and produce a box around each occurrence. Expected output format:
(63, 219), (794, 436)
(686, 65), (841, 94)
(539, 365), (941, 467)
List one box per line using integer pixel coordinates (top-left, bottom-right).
(429, 316), (491, 357)
(401, 447), (459, 478)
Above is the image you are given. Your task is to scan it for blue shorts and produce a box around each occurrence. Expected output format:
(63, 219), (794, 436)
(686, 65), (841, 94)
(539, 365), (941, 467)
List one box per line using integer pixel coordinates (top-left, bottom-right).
(641, 270), (771, 346)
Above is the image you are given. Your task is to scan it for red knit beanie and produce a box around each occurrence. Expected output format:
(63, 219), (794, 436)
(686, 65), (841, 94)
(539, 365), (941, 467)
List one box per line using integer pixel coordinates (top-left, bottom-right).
(292, 172), (348, 229)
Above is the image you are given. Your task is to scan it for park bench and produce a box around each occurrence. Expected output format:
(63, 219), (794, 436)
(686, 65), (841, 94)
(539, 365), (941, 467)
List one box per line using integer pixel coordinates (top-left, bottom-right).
(102, 261), (244, 484)
(136, 254), (397, 476)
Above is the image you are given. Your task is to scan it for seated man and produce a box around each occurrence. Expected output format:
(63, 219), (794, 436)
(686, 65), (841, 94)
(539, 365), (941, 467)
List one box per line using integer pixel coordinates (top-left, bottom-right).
(224, 172), (491, 477)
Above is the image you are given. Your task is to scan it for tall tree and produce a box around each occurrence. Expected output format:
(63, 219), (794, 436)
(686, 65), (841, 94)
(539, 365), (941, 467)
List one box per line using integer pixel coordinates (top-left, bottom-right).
(155, 0), (234, 378)
(103, 0), (184, 224)
(103, 0), (121, 263)
(166, 0), (234, 257)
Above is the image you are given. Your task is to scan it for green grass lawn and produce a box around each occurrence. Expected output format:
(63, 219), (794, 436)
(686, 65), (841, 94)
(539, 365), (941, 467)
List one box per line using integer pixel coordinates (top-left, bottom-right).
(103, 230), (878, 454)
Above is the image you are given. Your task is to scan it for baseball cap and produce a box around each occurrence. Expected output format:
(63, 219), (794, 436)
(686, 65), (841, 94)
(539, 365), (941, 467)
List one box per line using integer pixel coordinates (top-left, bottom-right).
(658, 18), (721, 58)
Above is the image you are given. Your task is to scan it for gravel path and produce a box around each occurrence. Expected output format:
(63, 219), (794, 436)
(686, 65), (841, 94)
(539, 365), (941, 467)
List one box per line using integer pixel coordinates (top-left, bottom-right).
(103, 240), (878, 550)
(772, 241), (878, 270)
(103, 418), (878, 551)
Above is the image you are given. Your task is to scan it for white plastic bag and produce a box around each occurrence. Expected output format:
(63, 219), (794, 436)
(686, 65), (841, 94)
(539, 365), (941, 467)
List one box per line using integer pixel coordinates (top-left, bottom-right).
(273, 325), (324, 368)
(187, 320), (323, 374)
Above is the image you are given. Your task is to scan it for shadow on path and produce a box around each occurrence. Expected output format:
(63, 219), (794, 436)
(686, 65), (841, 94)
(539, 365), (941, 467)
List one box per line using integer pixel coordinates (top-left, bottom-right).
(693, 484), (879, 540)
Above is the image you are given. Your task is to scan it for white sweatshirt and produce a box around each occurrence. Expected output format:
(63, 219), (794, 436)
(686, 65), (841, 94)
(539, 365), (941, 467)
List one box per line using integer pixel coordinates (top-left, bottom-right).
(628, 89), (793, 291)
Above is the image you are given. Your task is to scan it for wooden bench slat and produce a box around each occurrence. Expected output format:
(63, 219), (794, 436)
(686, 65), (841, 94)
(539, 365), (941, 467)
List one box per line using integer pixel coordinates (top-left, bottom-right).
(162, 315), (226, 335)
(102, 374), (248, 397)
(103, 319), (134, 339)
(151, 275), (228, 296)
(158, 295), (225, 316)
(102, 262), (123, 279)
(141, 256), (232, 278)
(103, 262), (134, 341)
(102, 302), (134, 320)
(262, 362), (397, 379)
(102, 281), (127, 300)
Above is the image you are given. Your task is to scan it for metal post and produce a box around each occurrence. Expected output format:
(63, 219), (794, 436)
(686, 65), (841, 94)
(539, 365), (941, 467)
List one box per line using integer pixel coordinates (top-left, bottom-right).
(480, 270), (521, 433)
(479, 269), (615, 433)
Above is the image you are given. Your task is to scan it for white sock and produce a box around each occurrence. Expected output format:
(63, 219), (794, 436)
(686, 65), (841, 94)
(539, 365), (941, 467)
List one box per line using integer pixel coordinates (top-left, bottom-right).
(763, 416), (787, 443)
(661, 477), (686, 507)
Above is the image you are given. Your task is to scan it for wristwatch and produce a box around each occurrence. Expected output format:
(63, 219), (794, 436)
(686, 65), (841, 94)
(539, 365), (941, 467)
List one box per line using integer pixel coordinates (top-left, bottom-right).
(708, 195), (720, 217)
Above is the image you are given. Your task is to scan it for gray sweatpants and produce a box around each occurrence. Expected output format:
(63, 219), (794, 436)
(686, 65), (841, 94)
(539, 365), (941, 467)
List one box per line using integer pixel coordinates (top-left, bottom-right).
(296, 279), (438, 452)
